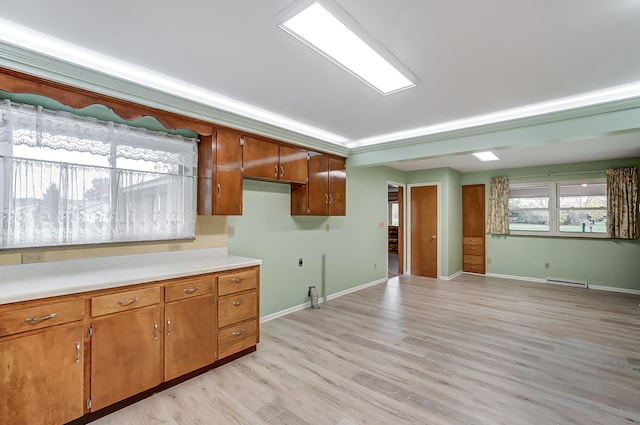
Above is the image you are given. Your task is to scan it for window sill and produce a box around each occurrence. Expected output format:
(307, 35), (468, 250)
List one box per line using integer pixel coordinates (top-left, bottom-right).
(505, 231), (610, 239)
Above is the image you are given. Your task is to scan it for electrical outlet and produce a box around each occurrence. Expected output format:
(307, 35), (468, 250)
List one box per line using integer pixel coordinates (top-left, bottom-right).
(21, 253), (44, 264)
(227, 226), (235, 238)
(545, 262), (550, 269)
(325, 223), (330, 232)
(378, 221), (385, 228)
(168, 243), (182, 252)
(486, 257), (492, 265)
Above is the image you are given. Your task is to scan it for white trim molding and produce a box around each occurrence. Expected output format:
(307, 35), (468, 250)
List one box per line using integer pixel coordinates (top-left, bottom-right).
(484, 272), (640, 295)
(261, 277), (387, 323)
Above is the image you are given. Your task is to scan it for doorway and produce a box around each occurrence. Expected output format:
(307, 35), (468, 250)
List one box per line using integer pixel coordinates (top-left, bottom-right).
(409, 184), (439, 278)
(387, 183), (404, 278)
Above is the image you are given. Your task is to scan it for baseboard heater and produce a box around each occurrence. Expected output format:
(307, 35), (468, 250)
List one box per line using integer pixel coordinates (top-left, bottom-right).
(545, 278), (588, 288)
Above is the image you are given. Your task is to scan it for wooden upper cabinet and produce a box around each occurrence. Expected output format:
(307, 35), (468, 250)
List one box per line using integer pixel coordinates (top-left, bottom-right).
(291, 153), (346, 216)
(197, 129), (243, 216)
(243, 137), (308, 184)
(462, 184), (486, 274)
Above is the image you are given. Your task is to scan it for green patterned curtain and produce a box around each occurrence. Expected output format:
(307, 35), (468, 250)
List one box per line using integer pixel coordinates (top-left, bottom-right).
(487, 177), (510, 235)
(606, 167), (638, 239)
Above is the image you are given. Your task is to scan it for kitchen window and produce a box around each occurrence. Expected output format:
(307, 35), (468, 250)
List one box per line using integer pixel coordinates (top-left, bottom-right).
(508, 179), (607, 237)
(0, 100), (197, 249)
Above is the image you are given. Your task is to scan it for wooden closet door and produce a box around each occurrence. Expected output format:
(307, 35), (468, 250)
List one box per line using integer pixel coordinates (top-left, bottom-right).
(410, 185), (438, 278)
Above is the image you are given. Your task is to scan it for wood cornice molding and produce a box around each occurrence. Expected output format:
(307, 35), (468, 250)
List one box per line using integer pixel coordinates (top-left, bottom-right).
(0, 67), (215, 136)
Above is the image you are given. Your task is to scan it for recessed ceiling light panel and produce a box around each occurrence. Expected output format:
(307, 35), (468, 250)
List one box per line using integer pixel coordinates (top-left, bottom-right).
(472, 151), (500, 162)
(277, 0), (417, 95)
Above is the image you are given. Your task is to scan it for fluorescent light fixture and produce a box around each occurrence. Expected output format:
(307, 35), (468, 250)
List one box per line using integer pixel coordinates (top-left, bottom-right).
(472, 151), (500, 162)
(278, 1), (416, 95)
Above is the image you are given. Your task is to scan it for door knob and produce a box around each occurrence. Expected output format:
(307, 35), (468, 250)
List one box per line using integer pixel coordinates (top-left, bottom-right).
(431, 235), (436, 239)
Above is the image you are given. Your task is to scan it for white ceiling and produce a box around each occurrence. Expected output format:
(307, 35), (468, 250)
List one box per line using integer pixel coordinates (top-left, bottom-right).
(1, 0), (640, 171)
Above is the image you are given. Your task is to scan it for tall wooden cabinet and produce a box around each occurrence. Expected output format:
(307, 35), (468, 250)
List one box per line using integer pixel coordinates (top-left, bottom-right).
(197, 129), (243, 216)
(462, 184), (486, 274)
(291, 153), (346, 216)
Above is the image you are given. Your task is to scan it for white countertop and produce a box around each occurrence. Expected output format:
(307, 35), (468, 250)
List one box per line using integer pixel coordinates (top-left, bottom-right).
(0, 247), (261, 305)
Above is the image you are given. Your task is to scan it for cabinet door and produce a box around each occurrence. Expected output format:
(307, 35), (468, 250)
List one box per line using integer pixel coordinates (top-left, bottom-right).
(91, 305), (161, 410)
(215, 129), (243, 215)
(308, 153), (330, 215)
(328, 156), (346, 216)
(0, 324), (84, 425)
(197, 134), (215, 215)
(243, 137), (279, 180)
(164, 294), (217, 381)
(279, 145), (308, 184)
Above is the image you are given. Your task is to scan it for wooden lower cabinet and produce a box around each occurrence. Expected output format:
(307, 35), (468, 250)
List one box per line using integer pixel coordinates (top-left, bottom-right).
(90, 304), (162, 410)
(0, 266), (259, 424)
(164, 293), (217, 381)
(0, 324), (85, 425)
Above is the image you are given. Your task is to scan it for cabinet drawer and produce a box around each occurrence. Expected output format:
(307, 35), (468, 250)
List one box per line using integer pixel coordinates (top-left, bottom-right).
(463, 254), (484, 265)
(92, 286), (160, 317)
(165, 275), (215, 303)
(0, 299), (84, 337)
(218, 319), (257, 359)
(463, 237), (484, 245)
(463, 244), (485, 255)
(464, 263), (486, 274)
(218, 290), (257, 328)
(218, 269), (258, 296)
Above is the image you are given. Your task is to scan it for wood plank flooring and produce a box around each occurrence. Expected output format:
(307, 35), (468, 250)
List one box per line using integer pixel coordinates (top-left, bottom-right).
(91, 274), (640, 425)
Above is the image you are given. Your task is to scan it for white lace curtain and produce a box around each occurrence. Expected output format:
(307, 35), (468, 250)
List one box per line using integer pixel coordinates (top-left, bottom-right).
(0, 100), (197, 248)
(487, 177), (510, 235)
(606, 167), (638, 240)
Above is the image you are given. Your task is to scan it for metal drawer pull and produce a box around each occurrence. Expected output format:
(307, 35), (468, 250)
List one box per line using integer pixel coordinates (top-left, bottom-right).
(280, 165), (284, 177)
(75, 342), (81, 364)
(183, 286), (200, 294)
(117, 297), (139, 306)
(471, 246), (476, 250)
(217, 183), (221, 197)
(167, 318), (172, 336)
(274, 164), (279, 177)
(231, 300), (245, 306)
(231, 277), (245, 283)
(154, 321), (159, 340)
(24, 312), (56, 323)
(232, 328), (246, 337)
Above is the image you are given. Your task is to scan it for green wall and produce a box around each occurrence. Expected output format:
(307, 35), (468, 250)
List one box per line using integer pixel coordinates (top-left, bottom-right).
(462, 157), (640, 290)
(228, 165), (403, 317)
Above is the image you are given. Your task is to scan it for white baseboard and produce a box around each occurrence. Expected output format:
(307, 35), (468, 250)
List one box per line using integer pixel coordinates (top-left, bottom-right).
(260, 277), (388, 323)
(588, 285), (640, 296)
(485, 272), (546, 283)
(441, 271), (463, 281)
(485, 272), (640, 295)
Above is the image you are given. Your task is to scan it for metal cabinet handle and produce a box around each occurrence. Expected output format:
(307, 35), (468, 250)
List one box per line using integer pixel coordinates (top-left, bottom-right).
(274, 164), (279, 177)
(183, 286), (200, 294)
(329, 194), (332, 204)
(75, 342), (81, 364)
(153, 321), (159, 340)
(217, 183), (221, 198)
(280, 165), (284, 178)
(167, 318), (172, 336)
(471, 246), (476, 250)
(232, 328), (246, 337)
(325, 194), (329, 204)
(231, 277), (245, 283)
(231, 299), (245, 306)
(117, 297), (139, 306)
(24, 312), (56, 324)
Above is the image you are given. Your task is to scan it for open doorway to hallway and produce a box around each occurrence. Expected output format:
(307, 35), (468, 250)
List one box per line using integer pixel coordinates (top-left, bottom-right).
(388, 183), (404, 278)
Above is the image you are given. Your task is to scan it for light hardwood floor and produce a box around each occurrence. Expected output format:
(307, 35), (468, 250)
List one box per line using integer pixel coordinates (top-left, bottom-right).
(92, 274), (640, 425)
